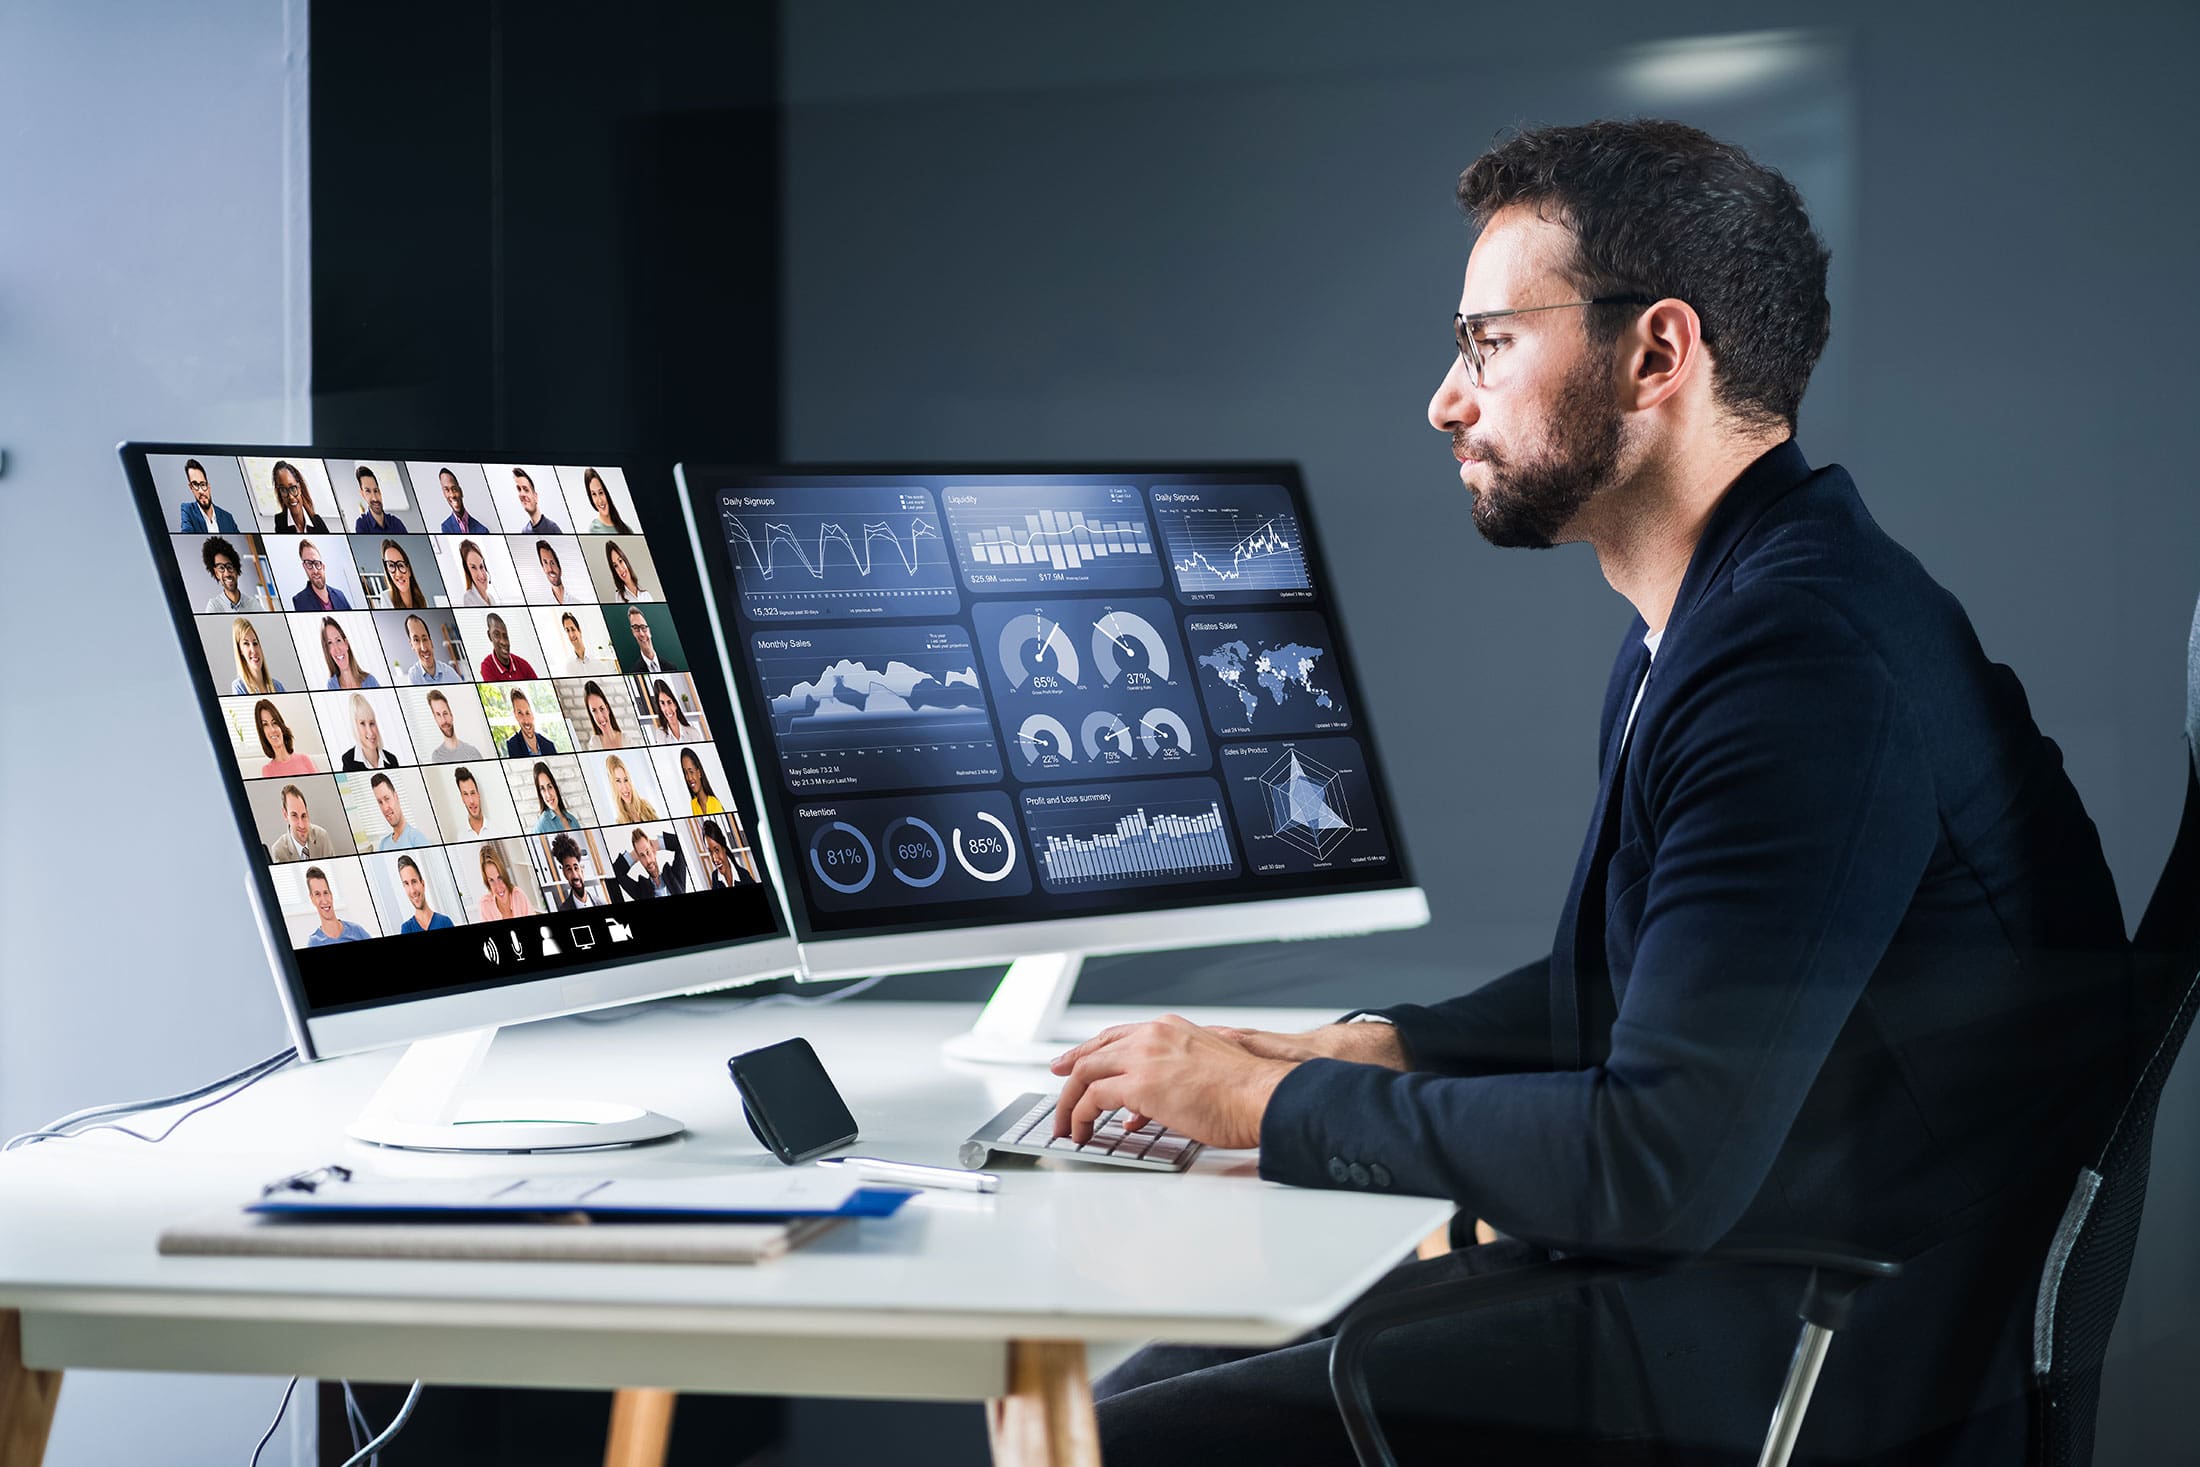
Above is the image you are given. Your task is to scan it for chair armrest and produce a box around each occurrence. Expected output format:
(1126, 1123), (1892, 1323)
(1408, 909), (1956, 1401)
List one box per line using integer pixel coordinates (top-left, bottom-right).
(1328, 1241), (1903, 1467)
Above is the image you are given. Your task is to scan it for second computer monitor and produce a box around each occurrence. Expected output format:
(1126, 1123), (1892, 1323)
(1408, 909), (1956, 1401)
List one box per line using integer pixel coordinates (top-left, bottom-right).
(679, 464), (1424, 978)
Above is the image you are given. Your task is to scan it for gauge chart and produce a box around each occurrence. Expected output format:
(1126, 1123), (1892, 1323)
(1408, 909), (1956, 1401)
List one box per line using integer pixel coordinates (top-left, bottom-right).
(794, 789), (1030, 911)
(973, 599), (1210, 782)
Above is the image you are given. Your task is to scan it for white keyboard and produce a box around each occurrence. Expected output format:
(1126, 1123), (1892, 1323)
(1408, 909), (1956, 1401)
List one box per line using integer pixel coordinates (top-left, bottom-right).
(959, 1092), (1204, 1172)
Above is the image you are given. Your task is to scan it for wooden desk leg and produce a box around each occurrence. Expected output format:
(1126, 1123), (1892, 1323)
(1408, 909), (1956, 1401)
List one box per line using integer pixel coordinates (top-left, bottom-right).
(987, 1340), (1100, 1467)
(1, 1309), (62, 1467)
(603, 1388), (677, 1467)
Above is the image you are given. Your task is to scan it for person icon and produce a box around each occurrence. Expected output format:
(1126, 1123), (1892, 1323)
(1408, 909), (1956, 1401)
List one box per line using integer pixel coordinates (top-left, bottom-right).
(254, 699), (318, 777)
(478, 613), (537, 681)
(580, 467), (632, 534)
(340, 692), (399, 771)
(394, 854), (453, 933)
(303, 866), (371, 945)
(291, 540), (353, 612)
(200, 537), (268, 613)
(269, 460), (329, 535)
(271, 784), (339, 862)
(371, 771), (430, 851)
(351, 465), (409, 534)
(550, 833), (598, 911)
(438, 468), (489, 534)
(424, 688), (484, 763)
(230, 618), (285, 696)
(178, 458), (242, 533)
(513, 467), (562, 535)
(530, 761), (579, 833)
(506, 690), (557, 758)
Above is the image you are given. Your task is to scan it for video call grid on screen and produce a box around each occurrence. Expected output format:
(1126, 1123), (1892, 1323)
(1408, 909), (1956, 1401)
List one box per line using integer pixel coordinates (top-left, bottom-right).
(129, 446), (784, 1020)
(690, 466), (1413, 941)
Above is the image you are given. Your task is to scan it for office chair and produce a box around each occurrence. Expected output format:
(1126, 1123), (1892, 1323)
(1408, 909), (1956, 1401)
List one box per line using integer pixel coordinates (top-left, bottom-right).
(1330, 593), (2200, 1467)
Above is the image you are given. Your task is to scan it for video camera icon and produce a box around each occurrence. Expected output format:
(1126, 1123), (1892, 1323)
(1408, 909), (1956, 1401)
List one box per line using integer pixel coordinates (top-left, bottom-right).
(606, 918), (634, 944)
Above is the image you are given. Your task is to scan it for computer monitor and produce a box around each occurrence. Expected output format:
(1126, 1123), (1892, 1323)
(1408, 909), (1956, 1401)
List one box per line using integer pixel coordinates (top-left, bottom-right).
(678, 463), (1428, 1062)
(124, 444), (798, 1150)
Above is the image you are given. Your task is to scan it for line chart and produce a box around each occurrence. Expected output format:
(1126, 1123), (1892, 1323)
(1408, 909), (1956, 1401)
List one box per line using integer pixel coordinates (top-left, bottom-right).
(1153, 483), (1315, 600)
(719, 486), (960, 620)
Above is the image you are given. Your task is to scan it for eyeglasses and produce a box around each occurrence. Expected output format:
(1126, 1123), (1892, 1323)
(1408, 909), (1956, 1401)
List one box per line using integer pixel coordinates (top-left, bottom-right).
(300, 557), (325, 572)
(1452, 296), (1654, 388)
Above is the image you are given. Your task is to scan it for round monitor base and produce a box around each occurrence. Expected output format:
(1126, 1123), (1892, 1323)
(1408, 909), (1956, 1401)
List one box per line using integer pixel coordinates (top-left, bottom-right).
(940, 1030), (1071, 1068)
(347, 1098), (685, 1153)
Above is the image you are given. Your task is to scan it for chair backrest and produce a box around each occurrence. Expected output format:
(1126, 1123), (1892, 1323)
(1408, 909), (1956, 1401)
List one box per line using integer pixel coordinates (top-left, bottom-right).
(2029, 593), (2200, 1466)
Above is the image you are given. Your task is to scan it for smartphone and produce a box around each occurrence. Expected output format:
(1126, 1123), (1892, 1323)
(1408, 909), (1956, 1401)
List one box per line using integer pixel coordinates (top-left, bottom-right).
(726, 1037), (860, 1165)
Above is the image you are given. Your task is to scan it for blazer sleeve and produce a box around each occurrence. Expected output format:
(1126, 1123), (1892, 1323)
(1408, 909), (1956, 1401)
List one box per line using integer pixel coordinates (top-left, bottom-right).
(1258, 586), (1940, 1256)
(1363, 957), (1554, 1076)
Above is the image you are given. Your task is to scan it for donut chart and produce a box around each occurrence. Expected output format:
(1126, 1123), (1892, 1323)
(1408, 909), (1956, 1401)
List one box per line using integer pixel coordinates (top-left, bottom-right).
(995, 611), (1080, 688)
(1091, 608), (1171, 683)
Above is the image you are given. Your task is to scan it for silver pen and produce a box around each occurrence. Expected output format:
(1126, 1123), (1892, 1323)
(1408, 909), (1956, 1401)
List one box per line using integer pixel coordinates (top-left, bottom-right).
(818, 1156), (1000, 1194)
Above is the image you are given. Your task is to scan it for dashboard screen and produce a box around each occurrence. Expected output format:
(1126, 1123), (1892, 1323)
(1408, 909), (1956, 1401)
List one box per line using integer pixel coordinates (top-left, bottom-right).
(128, 446), (785, 1016)
(690, 467), (1411, 940)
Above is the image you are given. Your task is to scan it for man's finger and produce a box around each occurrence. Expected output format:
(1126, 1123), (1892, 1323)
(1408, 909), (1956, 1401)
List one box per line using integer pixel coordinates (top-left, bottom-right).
(1050, 1022), (1135, 1074)
(1070, 1076), (1130, 1142)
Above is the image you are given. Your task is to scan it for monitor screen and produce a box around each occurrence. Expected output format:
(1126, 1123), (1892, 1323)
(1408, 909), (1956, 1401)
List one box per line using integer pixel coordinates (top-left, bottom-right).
(684, 465), (1413, 942)
(126, 446), (787, 1024)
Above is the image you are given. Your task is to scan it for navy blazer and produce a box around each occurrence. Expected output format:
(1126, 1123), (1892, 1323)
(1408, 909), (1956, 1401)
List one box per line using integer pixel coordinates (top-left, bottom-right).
(1260, 441), (2133, 1457)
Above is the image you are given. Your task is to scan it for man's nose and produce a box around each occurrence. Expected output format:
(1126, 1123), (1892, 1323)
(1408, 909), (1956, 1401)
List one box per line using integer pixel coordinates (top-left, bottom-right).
(1428, 353), (1479, 434)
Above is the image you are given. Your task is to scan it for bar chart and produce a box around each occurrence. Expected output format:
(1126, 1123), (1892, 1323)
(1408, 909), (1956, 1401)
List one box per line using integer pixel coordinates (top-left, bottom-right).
(942, 484), (1163, 592)
(1022, 778), (1239, 892)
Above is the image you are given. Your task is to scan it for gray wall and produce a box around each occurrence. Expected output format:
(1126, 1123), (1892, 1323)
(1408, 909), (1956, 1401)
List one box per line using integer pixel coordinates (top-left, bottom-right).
(0, 2), (315, 1462)
(782, 4), (2200, 1460)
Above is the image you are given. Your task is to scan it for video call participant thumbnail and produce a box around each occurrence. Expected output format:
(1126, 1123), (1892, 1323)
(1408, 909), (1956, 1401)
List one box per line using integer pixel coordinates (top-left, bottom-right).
(489, 464), (566, 537)
(261, 458), (331, 535)
(642, 674), (708, 744)
(270, 781), (341, 862)
(560, 464), (637, 536)
(393, 852), (455, 932)
(190, 536), (271, 613)
(290, 539), (353, 612)
(696, 816), (756, 888)
(357, 769), (436, 852)
(413, 462), (498, 535)
(324, 688), (409, 771)
(577, 678), (633, 750)
(474, 840), (535, 922)
(609, 825), (688, 900)
(387, 610), (467, 686)
(225, 615), (291, 695)
(311, 613), (385, 690)
(439, 762), (522, 841)
(504, 687), (558, 758)
(518, 536), (601, 607)
(476, 611), (537, 681)
(547, 831), (607, 911)
(615, 603), (683, 676)
(416, 687), (485, 763)
(177, 457), (244, 533)
(251, 697), (322, 777)
(349, 463), (408, 534)
(596, 537), (658, 604)
(661, 744), (728, 817)
(302, 864), (373, 945)
(539, 606), (619, 679)
(364, 536), (445, 612)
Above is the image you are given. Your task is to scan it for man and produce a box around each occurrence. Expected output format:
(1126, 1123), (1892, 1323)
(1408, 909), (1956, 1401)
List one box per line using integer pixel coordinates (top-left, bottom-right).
(177, 458), (241, 533)
(1064, 121), (2131, 1466)
(302, 866), (370, 945)
(394, 854), (453, 933)
(437, 467), (490, 534)
(478, 612), (537, 681)
(289, 540), (351, 612)
(400, 614), (462, 687)
(452, 767), (494, 836)
(536, 540), (572, 604)
(555, 611), (616, 678)
(609, 828), (686, 901)
(550, 833), (600, 911)
(370, 771), (430, 851)
(504, 688), (556, 758)
(351, 464), (409, 534)
(513, 467), (562, 534)
(423, 688), (484, 763)
(269, 784), (338, 863)
(625, 605), (669, 674)
(199, 536), (267, 613)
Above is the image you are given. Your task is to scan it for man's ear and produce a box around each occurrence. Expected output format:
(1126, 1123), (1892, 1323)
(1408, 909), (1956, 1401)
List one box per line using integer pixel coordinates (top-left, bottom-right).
(1622, 298), (1705, 413)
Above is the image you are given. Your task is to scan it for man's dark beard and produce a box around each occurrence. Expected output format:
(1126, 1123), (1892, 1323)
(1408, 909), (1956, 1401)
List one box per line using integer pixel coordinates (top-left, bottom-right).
(1464, 357), (1625, 549)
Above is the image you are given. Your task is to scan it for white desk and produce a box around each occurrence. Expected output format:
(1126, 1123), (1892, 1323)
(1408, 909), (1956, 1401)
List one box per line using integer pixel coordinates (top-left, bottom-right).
(0, 1001), (1451, 1465)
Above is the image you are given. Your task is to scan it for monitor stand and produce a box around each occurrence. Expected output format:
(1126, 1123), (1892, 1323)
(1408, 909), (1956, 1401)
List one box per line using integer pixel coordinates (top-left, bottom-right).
(940, 952), (1088, 1067)
(346, 1026), (685, 1153)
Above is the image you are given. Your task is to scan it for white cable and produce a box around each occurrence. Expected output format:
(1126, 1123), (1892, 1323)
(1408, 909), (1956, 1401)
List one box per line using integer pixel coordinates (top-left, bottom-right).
(337, 1381), (423, 1467)
(246, 1376), (298, 1467)
(5, 1048), (296, 1150)
(3, 1052), (298, 1153)
(342, 1381), (369, 1460)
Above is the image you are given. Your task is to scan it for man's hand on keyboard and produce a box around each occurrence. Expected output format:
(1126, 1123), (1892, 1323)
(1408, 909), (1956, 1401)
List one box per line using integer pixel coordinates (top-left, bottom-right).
(1048, 1015), (1295, 1150)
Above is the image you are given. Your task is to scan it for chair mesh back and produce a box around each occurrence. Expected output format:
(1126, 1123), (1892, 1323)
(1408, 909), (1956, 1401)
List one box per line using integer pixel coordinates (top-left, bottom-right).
(2033, 590), (2200, 1466)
